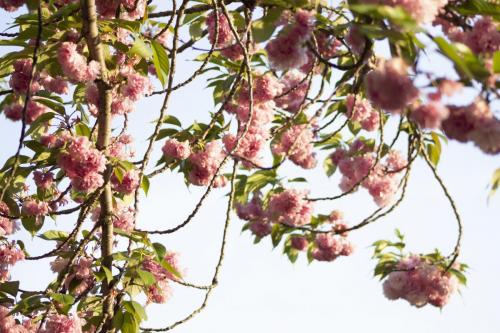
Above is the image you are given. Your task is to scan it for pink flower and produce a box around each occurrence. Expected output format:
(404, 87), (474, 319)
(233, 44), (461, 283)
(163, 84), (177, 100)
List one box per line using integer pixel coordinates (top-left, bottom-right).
(0, 243), (24, 282)
(362, 0), (448, 23)
(33, 171), (54, 190)
(162, 139), (191, 160)
(42, 314), (83, 333)
(275, 70), (308, 113)
(365, 58), (418, 113)
(249, 221), (272, 237)
(272, 124), (317, 169)
(120, 69), (153, 101)
(112, 169), (140, 195)
(0, 202), (16, 236)
(312, 233), (353, 262)
(268, 189), (313, 227)
(468, 118), (500, 155)
(0, 0), (24, 11)
(188, 141), (226, 187)
(383, 255), (459, 308)
(442, 99), (493, 143)
(236, 193), (267, 221)
(113, 204), (135, 232)
(464, 17), (500, 54)
(346, 94), (380, 131)
(345, 25), (365, 55)
(266, 10), (315, 70)
(57, 136), (106, 192)
(39, 72), (69, 95)
(58, 42), (100, 83)
(410, 102), (449, 129)
(9, 59), (40, 94)
(22, 199), (50, 216)
(121, 0), (147, 20)
(206, 10), (234, 47)
(291, 236), (309, 251)
(96, 0), (119, 18)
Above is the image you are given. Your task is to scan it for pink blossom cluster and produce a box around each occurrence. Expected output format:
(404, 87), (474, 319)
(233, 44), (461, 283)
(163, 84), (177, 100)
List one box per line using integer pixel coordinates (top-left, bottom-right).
(4, 100), (49, 124)
(0, 242), (24, 282)
(410, 101), (449, 129)
(91, 202), (135, 232)
(41, 131), (71, 149)
(0, 202), (16, 236)
(362, 0), (448, 23)
(312, 232), (353, 261)
(268, 189), (313, 227)
(60, 257), (95, 296)
(365, 57), (418, 113)
(224, 75), (280, 167)
(272, 124), (317, 169)
(58, 136), (106, 192)
(22, 199), (50, 217)
(345, 94), (380, 131)
(0, 0), (24, 11)
(331, 140), (406, 206)
(0, 306), (34, 333)
(275, 70), (308, 113)
(39, 71), (69, 95)
(315, 31), (341, 59)
(266, 10), (315, 70)
(86, 67), (152, 116)
(9, 59), (40, 94)
(111, 169), (140, 195)
(345, 25), (366, 55)
(57, 42), (100, 83)
(442, 99), (500, 155)
(142, 252), (182, 304)
(188, 141), (227, 187)
(33, 171), (54, 190)
(236, 193), (272, 237)
(383, 255), (459, 307)
(439, 16), (500, 55)
(40, 314), (83, 333)
(109, 134), (135, 160)
(8, 58), (68, 97)
(290, 236), (309, 251)
(112, 204), (135, 232)
(206, 10), (234, 48)
(96, 0), (146, 19)
(162, 138), (191, 160)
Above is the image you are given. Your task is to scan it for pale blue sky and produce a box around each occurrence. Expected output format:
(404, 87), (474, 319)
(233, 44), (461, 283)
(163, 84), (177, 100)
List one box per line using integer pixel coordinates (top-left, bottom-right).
(0, 3), (499, 333)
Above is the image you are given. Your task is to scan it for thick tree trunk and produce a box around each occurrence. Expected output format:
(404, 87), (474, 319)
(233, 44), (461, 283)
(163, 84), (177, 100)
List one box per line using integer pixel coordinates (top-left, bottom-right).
(81, 0), (115, 332)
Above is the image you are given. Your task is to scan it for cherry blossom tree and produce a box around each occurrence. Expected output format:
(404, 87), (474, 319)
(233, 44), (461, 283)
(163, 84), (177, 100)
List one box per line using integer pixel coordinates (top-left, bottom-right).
(0, 0), (498, 332)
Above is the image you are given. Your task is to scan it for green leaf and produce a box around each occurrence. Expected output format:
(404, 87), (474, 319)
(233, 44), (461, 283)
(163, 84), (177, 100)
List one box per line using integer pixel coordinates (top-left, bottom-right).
(121, 312), (138, 333)
(25, 112), (56, 136)
(488, 168), (500, 201)
(129, 37), (152, 60)
(102, 266), (113, 284)
(493, 51), (500, 74)
(161, 115), (182, 127)
(39, 230), (69, 241)
(136, 269), (156, 286)
(50, 293), (75, 314)
(141, 176), (150, 195)
(32, 96), (65, 115)
(252, 7), (282, 43)
(21, 216), (43, 235)
(151, 40), (169, 87)
(0, 281), (19, 296)
(75, 123), (91, 138)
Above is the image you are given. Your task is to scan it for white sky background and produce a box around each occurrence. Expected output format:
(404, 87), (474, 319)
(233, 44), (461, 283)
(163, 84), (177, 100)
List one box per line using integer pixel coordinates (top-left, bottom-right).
(0, 2), (500, 332)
